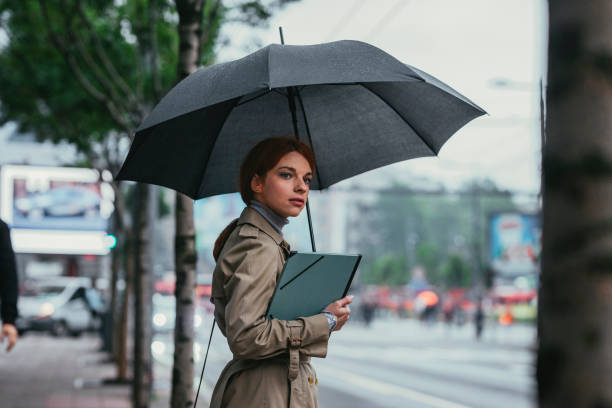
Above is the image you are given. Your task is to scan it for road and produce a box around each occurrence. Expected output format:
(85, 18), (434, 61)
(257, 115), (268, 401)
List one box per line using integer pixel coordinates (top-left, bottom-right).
(152, 317), (536, 408)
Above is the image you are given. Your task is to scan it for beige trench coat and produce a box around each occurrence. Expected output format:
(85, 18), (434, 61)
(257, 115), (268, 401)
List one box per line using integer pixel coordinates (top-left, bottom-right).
(210, 207), (330, 408)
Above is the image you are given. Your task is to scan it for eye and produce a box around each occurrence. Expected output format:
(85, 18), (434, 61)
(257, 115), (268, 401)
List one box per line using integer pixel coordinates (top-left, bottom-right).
(304, 178), (312, 185)
(279, 172), (292, 179)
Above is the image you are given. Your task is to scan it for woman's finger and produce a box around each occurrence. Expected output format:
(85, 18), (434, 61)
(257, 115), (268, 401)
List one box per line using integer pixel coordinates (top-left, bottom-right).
(337, 306), (351, 316)
(339, 295), (354, 307)
(335, 316), (350, 331)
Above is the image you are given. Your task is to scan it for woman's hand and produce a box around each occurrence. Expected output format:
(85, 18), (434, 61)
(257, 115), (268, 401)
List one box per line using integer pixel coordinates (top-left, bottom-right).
(1, 324), (18, 352)
(324, 295), (353, 331)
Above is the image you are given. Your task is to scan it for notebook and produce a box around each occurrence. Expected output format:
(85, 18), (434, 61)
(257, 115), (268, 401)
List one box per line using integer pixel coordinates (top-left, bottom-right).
(266, 252), (362, 321)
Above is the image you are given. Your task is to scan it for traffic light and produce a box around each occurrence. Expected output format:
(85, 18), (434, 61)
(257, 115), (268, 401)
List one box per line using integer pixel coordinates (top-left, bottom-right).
(105, 234), (117, 249)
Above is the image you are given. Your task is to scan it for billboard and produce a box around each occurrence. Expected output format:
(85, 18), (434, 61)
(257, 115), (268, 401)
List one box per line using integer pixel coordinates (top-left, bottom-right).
(0, 165), (114, 254)
(489, 212), (541, 277)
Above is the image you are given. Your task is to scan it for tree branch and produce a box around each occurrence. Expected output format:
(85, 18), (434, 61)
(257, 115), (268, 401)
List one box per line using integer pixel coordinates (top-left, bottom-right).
(201, 0), (222, 50)
(60, 1), (134, 117)
(148, 0), (162, 101)
(38, 0), (135, 133)
(75, 2), (144, 114)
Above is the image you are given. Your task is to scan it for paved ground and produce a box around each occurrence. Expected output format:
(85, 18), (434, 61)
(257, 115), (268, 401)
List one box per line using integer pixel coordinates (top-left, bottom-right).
(0, 332), (131, 408)
(0, 318), (536, 408)
(169, 316), (537, 408)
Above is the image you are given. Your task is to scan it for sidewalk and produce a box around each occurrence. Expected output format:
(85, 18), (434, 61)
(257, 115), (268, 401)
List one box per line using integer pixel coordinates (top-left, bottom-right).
(0, 333), (130, 408)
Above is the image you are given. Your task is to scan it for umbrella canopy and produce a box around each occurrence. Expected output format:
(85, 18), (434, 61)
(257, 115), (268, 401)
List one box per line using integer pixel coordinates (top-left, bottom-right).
(117, 40), (485, 199)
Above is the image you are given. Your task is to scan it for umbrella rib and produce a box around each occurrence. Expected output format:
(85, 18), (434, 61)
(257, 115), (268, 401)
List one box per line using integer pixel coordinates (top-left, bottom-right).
(272, 88), (289, 98)
(359, 82), (437, 156)
(195, 98), (241, 198)
(236, 89), (273, 106)
(295, 88), (323, 190)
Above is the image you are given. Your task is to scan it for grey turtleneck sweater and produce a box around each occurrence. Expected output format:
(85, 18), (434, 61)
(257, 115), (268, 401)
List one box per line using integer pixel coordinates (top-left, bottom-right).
(248, 200), (289, 235)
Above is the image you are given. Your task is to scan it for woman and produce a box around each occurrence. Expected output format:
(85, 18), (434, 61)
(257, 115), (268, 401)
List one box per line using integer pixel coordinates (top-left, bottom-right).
(209, 137), (352, 408)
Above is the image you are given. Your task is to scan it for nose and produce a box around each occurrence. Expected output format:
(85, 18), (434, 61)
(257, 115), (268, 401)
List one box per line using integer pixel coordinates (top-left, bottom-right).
(295, 177), (307, 192)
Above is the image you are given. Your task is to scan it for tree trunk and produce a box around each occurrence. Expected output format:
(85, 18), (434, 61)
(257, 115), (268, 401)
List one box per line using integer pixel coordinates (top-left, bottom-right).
(172, 193), (198, 408)
(117, 227), (133, 382)
(109, 197), (124, 362)
(109, 217), (120, 358)
(132, 183), (154, 408)
(171, 2), (204, 407)
(107, 182), (129, 381)
(117, 247), (130, 382)
(538, 2), (612, 407)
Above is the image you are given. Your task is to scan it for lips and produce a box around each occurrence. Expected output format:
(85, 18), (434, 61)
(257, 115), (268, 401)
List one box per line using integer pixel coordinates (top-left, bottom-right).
(289, 198), (305, 206)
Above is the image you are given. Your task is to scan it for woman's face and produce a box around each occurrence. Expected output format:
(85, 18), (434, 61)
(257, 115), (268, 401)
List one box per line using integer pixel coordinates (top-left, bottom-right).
(251, 151), (313, 218)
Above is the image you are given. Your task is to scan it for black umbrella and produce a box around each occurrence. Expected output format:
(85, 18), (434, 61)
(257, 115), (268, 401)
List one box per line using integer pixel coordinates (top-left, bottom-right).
(117, 37), (485, 250)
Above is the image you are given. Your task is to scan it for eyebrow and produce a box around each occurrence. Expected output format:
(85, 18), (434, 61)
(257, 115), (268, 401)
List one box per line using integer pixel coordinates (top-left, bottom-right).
(278, 166), (313, 176)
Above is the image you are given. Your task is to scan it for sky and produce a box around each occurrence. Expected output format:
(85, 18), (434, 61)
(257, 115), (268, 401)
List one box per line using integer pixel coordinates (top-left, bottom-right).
(0, 0), (547, 194)
(216, 0), (548, 194)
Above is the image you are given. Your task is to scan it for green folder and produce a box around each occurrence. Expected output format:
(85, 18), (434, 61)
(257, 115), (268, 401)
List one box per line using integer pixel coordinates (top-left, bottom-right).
(266, 252), (362, 321)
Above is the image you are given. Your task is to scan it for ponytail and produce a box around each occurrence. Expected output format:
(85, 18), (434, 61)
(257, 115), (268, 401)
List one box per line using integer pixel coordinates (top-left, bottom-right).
(213, 218), (239, 262)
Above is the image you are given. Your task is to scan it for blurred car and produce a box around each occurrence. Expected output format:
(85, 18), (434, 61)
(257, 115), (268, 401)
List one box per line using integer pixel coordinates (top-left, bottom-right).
(14, 186), (101, 218)
(152, 292), (206, 332)
(16, 277), (105, 337)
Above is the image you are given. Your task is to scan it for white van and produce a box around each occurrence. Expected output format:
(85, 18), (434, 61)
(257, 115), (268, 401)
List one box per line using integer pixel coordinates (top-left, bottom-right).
(16, 277), (104, 336)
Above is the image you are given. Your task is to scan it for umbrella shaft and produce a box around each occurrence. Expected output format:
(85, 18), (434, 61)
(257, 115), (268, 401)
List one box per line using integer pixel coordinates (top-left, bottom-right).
(279, 30), (316, 252)
(286, 85), (316, 252)
(305, 200), (316, 252)
(290, 90), (317, 252)
(287, 87), (299, 138)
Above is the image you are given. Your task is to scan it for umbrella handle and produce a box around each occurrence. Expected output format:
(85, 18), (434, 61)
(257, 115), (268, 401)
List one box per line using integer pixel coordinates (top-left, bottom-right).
(279, 26), (285, 45)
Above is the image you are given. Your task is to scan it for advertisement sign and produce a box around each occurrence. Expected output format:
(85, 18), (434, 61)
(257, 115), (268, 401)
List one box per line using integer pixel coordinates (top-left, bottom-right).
(489, 212), (541, 276)
(1, 165), (114, 254)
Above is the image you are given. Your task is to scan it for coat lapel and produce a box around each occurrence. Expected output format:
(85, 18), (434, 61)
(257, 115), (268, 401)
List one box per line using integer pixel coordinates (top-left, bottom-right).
(238, 207), (290, 259)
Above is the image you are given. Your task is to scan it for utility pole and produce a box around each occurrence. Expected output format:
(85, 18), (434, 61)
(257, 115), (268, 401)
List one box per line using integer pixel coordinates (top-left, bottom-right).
(470, 183), (483, 289)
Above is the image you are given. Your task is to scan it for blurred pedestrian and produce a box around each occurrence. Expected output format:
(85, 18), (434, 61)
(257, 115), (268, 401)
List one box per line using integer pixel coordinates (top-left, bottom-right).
(0, 219), (19, 352)
(361, 300), (375, 327)
(209, 138), (352, 408)
(475, 300), (485, 340)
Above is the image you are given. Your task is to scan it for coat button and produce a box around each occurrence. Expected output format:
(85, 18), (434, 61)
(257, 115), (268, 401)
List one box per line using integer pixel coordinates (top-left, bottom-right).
(308, 377), (313, 385)
(315, 377), (318, 385)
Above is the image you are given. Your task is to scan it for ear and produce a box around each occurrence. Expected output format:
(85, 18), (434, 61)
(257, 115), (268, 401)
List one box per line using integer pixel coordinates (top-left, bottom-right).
(250, 174), (264, 194)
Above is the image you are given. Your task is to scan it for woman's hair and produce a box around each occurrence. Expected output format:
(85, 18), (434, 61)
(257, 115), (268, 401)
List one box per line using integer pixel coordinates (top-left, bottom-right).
(213, 137), (316, 261)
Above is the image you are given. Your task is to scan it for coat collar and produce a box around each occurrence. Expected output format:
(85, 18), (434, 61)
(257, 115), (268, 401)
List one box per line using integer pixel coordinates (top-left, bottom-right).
(238, 207), (290, 253)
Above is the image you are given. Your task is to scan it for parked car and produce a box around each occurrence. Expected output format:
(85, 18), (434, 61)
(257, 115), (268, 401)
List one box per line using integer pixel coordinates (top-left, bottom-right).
(16, 277), (105, 337)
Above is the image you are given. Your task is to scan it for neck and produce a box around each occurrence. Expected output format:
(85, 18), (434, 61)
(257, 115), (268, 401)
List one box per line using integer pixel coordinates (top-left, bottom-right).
(249, 200), (289, 235)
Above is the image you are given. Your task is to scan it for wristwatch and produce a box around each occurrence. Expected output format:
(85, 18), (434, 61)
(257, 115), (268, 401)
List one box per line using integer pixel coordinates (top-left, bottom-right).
(322, 310), (338, 333)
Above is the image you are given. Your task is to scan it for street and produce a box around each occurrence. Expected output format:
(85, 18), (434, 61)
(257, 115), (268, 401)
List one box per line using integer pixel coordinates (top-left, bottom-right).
(152, 316), (536, 408)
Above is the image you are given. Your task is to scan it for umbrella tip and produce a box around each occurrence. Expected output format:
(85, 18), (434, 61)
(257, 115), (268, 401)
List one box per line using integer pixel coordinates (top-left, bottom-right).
(279, 26), (285, 45)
